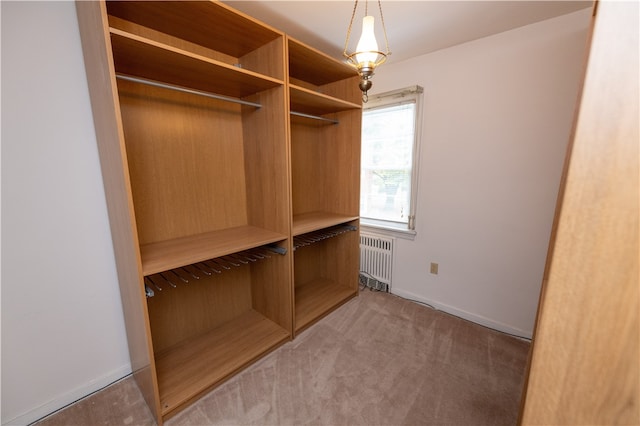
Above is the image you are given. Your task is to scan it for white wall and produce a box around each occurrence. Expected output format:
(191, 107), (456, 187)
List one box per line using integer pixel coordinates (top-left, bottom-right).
(369, 8), (592, 338)
(1, 2), (131, 424)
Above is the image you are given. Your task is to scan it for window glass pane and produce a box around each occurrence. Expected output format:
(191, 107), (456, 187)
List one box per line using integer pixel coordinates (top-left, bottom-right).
(360, 102), (415, 224)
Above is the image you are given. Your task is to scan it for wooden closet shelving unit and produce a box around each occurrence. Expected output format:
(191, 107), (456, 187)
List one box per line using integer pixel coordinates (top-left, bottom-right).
(287, 38), (362, 333)
(76, 1), (361, 423)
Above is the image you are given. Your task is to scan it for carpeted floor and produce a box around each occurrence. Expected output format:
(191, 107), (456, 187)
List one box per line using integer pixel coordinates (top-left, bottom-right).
(36, 290), (530, 426)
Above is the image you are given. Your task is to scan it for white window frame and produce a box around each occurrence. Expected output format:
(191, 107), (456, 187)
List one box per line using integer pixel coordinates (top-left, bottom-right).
(360, 85), (423, 239)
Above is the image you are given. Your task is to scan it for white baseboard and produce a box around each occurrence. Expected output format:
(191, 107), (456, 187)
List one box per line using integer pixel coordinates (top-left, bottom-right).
(3, 364), (132, 426)
(390, 288), (533, 340)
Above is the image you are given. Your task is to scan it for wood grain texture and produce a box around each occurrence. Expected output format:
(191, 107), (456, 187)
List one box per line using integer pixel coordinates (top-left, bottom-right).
(74, 1), (162, 422)
(241, 37), (286, 81)
(108, 15), (238, 66)
(140, 225), (287, 276)
(294, 278), (357, 333)
(293, 221), (359, 333)
(118, 78), (248, 245)
(106, 1), (283, 59)
(292, 211), (360, 236)
(110, 29), (282, 99)
(242, 86), (291, 235)
(250, 247), (293, 332)
(288, 38), (362, 334)
(324, 111), (362, 215)
(288, 36), (358, 86)
(155, 310), (289, 418)
(290, 84), (361, 116)
(147, 266), (253, 354)
(318, 76), (364, 107)
(291, 117), (325, 215)
(290, 109), (361, 218)
(521, 1), (639, 424)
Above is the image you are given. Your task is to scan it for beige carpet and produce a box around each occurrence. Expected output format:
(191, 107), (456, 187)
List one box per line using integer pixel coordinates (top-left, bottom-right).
(37, 290), (530, 426)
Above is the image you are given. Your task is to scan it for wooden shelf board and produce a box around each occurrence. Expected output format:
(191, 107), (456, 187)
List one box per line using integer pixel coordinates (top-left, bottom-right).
(141, 225), (287, 276)
(155, 309), (289, 417)
(110, 29), (282, 99)
(107, 1), (283, 58)
(288, 38), (357, 86)
(292, 212), (359, 236)
(290, 84), (360, 116)
(295, 278), (357, 332)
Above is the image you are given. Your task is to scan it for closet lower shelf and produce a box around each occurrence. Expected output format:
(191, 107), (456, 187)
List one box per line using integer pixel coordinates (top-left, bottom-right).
(292, 211), (359, 236)
(295, 278), (357, 332)
(154, 310), (290, 417)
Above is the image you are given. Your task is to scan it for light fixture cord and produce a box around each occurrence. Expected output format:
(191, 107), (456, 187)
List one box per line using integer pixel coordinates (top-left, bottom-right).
(378, 0), (391, 55)
(343, 0), (359, 57)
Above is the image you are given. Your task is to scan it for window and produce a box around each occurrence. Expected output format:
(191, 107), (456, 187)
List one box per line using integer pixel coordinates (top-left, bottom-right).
(360, 86), (422, 234)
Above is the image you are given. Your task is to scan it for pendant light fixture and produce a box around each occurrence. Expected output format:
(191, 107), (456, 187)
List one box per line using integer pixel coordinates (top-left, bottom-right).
(343, 0), (391, 102)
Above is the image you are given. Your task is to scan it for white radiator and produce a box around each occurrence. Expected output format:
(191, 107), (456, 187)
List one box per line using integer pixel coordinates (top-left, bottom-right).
(359, 232), (394, 291)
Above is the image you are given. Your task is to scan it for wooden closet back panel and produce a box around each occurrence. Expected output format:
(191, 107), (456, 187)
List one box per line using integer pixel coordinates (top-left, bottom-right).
(290, 110), (361, 218)
(147, 268), (253, 354)
(108, 16), (238, 66)
(118, 80), (248, 244)
(290, 119), (326, 215)
(323, 111), (361, 216)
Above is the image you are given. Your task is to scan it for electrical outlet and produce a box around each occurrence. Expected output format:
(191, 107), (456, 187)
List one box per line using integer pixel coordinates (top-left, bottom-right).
(430, 262), (439, 275)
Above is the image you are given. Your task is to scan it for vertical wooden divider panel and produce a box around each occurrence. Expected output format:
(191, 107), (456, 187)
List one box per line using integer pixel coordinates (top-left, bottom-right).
(290, 118), (326, 215)
(75, 1), (162, 421)
(520, 1), (639, 424)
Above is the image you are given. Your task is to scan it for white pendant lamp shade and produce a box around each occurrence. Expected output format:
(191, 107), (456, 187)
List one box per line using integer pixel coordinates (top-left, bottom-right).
(355, 16), (379, 68)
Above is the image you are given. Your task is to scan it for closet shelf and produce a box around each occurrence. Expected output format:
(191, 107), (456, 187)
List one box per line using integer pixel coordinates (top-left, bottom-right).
(155, 309), (289, 416)
(288, 38), (356, 86)
(295, 279), (357, 332)
(140, 226), (287, 276)
(290, 84), (361, 116)
(107, 1), (283, 59)
(110, 29), (283, 99)
(292, 212), (360, 236)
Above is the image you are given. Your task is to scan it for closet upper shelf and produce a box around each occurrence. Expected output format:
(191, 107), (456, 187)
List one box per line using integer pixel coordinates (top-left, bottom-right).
(288, 37), (362, 110)
(110, 29), (283, 99)
(288, 38), (356, 86)
(140, 226), (287, 276)
(107, 1), (283, 59)
(290, 84), (361, 116)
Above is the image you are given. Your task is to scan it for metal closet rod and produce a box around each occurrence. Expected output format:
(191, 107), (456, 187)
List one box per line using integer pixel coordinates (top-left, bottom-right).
(293, 224), (357, 251)
(143, 244), (286, 298)
(290, 111), (339, 124)
(116, 75), (340, 124)
(115, 74), (263, 108)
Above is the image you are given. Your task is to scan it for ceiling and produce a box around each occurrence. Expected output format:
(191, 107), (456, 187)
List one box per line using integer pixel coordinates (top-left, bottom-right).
(222, 1), (592, 65)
